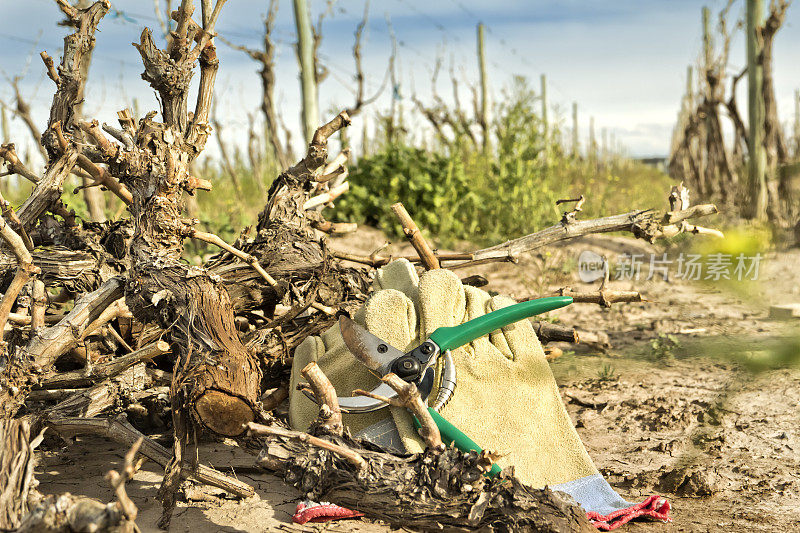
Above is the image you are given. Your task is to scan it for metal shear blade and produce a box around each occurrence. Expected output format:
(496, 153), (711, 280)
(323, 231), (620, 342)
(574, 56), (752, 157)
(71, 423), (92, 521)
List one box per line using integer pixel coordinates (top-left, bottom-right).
(301, 316), (409, 413)
(337, 366), (436, 413)
(334, 316), (441, 413)
(338, 314), (405, 375)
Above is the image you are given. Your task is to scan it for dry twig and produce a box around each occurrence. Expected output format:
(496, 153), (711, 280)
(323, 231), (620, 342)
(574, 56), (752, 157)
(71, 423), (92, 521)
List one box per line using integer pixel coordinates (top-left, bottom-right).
(105, 437), (144, 526)
(22, 277), (124, 372)
(39, 340), (169, 389)
(50, 121), (133, 205)
(312, 220), (358, 234)
(303, 182), (349, 210)
(189, 229), (334, 315)
(47, 415), (255, 498)
(0, 189), (33, 251)
(247, 421), (366, 471)
(391, 202), (440, 270)
(0, 144), (39, 183)
(557, 194), (586, 223)
(0, 215), (39, 344)
(30, 280), (46, 332)
(332, 250), (473, 267)
(300, 362), (342, 434)
(549, 288), (644, 308)
(354, 373), (443, 450)
(261, 383), (289, 411)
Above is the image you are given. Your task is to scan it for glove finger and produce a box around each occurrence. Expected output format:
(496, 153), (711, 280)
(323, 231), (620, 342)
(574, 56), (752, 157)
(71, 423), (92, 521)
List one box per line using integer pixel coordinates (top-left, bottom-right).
(487, 295), (546, 365)
(373, 258), (420, 303)
(432, 286), (509, 399)
(290, 335), (324, 387)
(417, 269), (466, 339)
(390, 406), (425, 454)
(288, 334), (325, 431)
(320, 318), (348, 352)
(463, 286), (508, 364)
(292, 324), (390, 434)
(363, 288), (417, 351)
(309, 325), (384, 395)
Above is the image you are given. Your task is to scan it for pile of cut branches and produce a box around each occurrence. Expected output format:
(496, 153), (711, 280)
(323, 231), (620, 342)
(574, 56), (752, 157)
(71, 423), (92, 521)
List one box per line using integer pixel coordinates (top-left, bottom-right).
(0, 2), (722, 531)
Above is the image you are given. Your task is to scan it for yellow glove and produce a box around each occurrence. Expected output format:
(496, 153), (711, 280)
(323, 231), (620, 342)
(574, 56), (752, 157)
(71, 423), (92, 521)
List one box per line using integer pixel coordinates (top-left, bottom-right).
(416, 267), (597, 487)
(289, 260), (425, 453)
(290, 259), (598, 487)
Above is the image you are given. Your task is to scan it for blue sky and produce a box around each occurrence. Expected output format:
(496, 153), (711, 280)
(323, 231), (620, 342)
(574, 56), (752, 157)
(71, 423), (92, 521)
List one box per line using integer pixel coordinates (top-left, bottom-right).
(1, 0), (799, 165)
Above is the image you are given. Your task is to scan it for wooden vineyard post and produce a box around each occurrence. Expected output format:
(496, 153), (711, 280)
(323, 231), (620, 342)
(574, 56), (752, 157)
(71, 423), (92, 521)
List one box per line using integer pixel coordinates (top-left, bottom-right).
(293, 0), (319, 142)
(702, 7), (712, 73)
(794, 88), (799, 157)
(747, 0), (767, 219)
(608, 130), (619, 158)
(0, 103), (8, 143)
(701, 6), (715, 195)
(572, 102), (579, 157)
(361, 120), (370, 158)
(477, 23), (491, 152)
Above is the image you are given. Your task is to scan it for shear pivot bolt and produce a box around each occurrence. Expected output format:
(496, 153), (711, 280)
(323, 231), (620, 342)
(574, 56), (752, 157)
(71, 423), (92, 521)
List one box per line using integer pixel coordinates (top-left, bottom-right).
(420, 343), (433, 355)
(391, 355), (420, 381)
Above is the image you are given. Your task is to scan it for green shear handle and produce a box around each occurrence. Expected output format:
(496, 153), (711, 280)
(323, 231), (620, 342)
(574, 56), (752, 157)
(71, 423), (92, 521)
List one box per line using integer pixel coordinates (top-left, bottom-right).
(416, 296), (573, 477)
(428, 296), (573, 352)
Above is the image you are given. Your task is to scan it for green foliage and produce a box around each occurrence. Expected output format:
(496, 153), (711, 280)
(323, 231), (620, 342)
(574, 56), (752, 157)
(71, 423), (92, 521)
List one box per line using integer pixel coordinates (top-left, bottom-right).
(186, 159), (274, 263)
(596, 363), (617, 381)
(335, 143), (471, 238)
(335, 76), (674, 247)
(650, 333), (680, 361)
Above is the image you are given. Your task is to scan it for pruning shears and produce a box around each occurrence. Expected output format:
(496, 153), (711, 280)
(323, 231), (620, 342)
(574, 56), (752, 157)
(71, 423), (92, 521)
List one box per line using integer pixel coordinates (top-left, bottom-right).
(314, 296), (573, 475)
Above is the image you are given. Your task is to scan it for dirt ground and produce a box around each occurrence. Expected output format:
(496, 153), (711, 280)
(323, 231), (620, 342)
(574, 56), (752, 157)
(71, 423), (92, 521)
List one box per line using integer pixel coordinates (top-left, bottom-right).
(35, 227), (800, 532)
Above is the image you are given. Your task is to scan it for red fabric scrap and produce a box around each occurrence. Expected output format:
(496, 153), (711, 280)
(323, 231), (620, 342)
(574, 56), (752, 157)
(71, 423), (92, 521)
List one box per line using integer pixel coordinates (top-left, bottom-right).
(587, 495), (672, 531)
(292, 500), (364, 524)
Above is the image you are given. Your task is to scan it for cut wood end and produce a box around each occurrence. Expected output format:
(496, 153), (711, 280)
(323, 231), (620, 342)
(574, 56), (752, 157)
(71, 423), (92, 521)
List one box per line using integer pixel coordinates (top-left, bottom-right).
(194, 390), (255, 436)
(155, 339), (170, 353)
(544, 347), (563, 361)
(477, 449), (506, 472)
(185, 175), (213, 192)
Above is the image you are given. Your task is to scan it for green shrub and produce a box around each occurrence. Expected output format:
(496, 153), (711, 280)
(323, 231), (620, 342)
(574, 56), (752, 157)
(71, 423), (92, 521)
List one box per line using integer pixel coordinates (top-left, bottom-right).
(335, 76), (674, 247)
(335, 143), (470, 238)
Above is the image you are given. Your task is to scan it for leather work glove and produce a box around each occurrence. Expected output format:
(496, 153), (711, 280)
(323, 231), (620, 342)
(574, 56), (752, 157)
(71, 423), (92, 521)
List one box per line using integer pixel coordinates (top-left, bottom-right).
(290, 259), (598, 487)
(289, 260), (426, 453)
